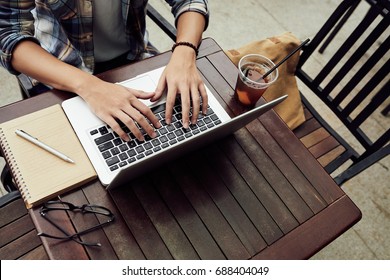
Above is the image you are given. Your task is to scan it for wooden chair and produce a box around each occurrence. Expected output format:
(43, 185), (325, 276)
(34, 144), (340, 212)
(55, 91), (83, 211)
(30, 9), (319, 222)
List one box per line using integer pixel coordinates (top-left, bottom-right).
(293, 0), (389, 185)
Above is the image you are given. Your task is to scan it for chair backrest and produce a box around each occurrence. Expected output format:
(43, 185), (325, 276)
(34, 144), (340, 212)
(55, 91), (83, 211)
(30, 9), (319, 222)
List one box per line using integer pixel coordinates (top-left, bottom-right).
(295, 0), (389, 183)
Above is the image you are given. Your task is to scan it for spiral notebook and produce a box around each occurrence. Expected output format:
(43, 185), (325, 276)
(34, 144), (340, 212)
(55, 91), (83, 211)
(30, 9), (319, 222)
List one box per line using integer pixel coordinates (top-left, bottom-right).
(0, 105), (97, 209)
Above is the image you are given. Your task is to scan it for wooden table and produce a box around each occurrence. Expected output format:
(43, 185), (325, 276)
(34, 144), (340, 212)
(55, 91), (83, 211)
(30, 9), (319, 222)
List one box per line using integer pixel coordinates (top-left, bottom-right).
(0, 38), (361, 260)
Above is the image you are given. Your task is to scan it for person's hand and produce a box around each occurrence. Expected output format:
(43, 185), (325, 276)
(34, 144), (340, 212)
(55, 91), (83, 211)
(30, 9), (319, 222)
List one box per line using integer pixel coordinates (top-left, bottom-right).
(151, 47), (208, 128)
(79, 76), (161, 142)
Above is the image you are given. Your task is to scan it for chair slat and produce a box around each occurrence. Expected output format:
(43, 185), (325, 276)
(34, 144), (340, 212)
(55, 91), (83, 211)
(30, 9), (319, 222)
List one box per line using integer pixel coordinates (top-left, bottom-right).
(318, 146), (347, 167)
(298, 0), (358, 66)
(350, 66), (390, 131)
(334, 35), (390, 109)
(313, 6), (379, 86)
(324, 17), (388, 101)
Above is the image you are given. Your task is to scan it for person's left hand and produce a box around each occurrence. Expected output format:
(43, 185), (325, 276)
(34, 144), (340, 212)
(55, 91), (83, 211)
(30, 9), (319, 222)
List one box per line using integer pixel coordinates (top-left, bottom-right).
(151, 47), (208, 128)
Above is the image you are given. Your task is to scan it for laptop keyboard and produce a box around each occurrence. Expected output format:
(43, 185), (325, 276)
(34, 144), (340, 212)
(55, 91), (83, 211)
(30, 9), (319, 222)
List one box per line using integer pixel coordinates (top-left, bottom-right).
(89, 98), (222, 172)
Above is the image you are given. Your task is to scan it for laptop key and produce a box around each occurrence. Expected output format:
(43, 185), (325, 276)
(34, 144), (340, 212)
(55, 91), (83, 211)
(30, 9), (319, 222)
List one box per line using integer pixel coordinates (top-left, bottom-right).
(160, 135), (168, 143)
(127, 140), (137, 148)
(106, 156), (120, 166)
(210, 114), (219, 121)
(119, 153), (128, 161)
(167, 132), (175, 140)
(95, 133), (114, 145)
(162, 143), (169, 149)
(144, 143), (153, 150)
(98, 126), (109, 135)
(159, 127), (168, 135)
(113, 138), (122, 146)
(110, 165), (119, 171)
(111, 147), (120, 155)
(127, 149), (136, 157)
(153, 146), (162, 152)
(151, 139), (161, 146)
(136, 154), (145, 160)
(102, 151), (111, 159)
(98, 141), (114, 152)
(90, 129), (98, 136)
(119, 143), (129, 152)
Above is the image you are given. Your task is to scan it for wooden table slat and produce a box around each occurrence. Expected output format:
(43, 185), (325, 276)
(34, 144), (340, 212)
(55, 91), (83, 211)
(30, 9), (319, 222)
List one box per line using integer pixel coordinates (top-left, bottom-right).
(187, 148), (267, 256)
(169, 157), (251, 259)
(0, 198), (28, 227)
(219, 134), (300, 233)
(19, 245), (49, 260)
(152, 169), (226, 260)
(109, 184), (173, 260)
(132, 177), (200, 260)
(253, 196), (361, 259)
(0, 229), (42, 260)
(0, 214), (35, 247)
(258, 111), (344, 203)
(83, 182), (146, 260)
(204, 143), (284, 245)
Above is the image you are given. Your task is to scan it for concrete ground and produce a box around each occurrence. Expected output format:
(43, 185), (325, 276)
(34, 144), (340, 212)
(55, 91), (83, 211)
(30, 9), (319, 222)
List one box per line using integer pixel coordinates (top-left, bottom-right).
(0, 0), (389, 259)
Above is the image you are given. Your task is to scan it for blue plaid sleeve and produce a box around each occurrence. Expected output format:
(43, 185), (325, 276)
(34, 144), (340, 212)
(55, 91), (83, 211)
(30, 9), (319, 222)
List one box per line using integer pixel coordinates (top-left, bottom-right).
(0, 0), (40, 74)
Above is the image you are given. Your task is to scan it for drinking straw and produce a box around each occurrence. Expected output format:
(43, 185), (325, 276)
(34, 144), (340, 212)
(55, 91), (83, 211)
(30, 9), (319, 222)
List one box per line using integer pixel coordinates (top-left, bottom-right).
(261, 38), (310, 79)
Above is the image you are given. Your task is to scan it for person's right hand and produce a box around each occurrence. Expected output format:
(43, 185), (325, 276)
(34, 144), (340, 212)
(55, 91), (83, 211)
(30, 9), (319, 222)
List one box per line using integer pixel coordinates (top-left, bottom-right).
(78, 76), (161, 142)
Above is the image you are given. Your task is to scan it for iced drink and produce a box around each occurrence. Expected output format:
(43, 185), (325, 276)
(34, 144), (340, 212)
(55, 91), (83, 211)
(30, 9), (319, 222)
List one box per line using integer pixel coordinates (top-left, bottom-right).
(234, 54), (278, 107)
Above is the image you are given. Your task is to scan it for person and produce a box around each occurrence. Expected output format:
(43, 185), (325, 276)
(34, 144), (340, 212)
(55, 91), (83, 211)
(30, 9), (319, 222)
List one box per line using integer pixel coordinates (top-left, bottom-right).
(0, 0), (209, 142)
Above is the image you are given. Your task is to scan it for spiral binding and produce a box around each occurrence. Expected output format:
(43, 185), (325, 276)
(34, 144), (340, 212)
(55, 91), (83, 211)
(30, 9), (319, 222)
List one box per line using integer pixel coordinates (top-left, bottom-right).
(0, 128), (31, 201)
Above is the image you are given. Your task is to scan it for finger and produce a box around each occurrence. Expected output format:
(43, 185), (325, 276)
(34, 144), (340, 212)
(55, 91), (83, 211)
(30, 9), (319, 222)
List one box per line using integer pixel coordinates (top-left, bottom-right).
(180, 89), (191, 128)
(131, 89), (155, 100)
(190, 86), (200, 125)
(151, 72), (167, 102)
(104, 115), (131, 142)
(164, 86), (177, 125)
(132, 99), (162, 130)
(199, 83), (208, 115)
(114, 110), (143, 141)
(124, 103), (158, 140)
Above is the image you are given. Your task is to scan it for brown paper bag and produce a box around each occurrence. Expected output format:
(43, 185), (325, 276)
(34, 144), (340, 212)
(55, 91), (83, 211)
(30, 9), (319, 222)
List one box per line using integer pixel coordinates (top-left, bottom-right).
(225, 32), (305, 130)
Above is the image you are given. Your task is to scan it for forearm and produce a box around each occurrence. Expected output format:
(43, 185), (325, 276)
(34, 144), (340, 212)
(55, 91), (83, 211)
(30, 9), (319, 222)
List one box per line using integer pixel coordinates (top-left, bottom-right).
(175, 11), (206, 50)
(11, 40), (96, 97)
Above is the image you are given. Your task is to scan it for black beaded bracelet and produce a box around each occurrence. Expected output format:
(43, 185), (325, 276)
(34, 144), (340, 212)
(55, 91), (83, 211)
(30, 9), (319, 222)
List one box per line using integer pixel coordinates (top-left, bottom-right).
(171, 41), (199, 56)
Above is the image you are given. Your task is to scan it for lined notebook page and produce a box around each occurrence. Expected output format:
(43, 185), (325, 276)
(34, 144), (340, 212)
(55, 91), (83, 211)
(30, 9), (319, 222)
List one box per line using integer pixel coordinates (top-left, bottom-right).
(0, 104), (97, 208)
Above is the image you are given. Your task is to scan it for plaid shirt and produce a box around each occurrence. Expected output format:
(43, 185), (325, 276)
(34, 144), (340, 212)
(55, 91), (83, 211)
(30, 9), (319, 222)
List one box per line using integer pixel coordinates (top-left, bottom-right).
(0, 0), (209, 74)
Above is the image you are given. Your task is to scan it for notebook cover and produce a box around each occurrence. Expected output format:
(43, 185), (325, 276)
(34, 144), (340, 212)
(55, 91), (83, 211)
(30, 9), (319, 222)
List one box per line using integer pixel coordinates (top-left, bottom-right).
(0, 104), (97, 209)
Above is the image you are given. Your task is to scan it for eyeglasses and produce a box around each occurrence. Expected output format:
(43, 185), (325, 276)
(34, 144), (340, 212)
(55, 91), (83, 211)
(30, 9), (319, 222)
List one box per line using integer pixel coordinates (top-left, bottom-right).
(38, 200), (115, 247)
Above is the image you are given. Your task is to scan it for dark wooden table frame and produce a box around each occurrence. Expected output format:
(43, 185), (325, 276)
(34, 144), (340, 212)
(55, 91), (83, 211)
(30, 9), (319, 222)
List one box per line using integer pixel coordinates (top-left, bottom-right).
(0, 38), (361, 260)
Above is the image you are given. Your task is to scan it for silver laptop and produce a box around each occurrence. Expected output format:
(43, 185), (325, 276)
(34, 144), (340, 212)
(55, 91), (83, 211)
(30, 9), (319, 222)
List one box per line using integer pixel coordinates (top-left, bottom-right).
(62, 66), (287, 189)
